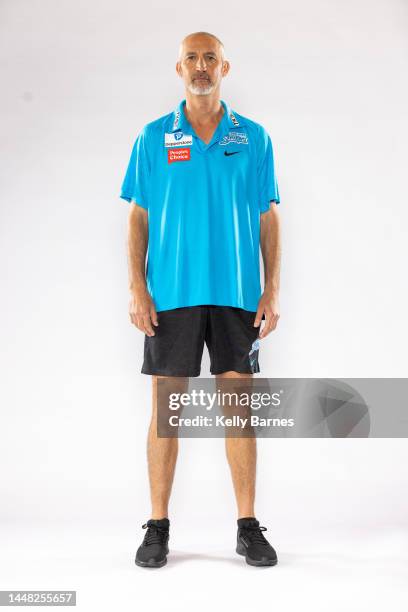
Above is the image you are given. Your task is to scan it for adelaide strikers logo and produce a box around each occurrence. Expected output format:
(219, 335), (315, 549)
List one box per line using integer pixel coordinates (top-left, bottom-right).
(174, 131), (183, 141)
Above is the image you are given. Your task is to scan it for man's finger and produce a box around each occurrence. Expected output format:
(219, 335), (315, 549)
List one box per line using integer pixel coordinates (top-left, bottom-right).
(259, 314), (272, 338)
(253, 308), (264, 328)
(129, 311), (137, 326)
(270, 313), (280, 331)
(150, 306), (159, 326)
(143, 313), (155, 336)
(136, 314), (149, 335)
(260, 312), (279, 337)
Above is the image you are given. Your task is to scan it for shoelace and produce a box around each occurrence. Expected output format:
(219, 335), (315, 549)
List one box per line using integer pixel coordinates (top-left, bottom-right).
(142, 523), (169, 546)
(241, 525), (269, 545)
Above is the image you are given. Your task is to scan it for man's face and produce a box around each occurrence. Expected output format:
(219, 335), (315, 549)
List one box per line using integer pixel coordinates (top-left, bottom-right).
(176, 35), (229, 96)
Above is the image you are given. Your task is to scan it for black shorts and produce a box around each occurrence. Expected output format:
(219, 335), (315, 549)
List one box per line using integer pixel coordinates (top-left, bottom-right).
(141, 305), (262, 377)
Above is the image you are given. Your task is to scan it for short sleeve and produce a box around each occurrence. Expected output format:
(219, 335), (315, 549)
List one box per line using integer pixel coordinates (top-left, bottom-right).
(257, 126), (280, 212)
(119, 127), (151, 209)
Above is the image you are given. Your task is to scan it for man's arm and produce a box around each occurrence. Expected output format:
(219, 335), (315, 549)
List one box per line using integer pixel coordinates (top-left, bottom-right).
(127, 203), (158, 336)
(254, 202), (281, 338)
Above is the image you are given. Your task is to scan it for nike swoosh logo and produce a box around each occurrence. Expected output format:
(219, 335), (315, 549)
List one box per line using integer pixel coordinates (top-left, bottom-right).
(224, 151), (241, 157)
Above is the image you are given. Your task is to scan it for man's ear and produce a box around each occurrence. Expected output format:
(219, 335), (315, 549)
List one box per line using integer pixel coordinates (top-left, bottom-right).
(221, 60), (230, 78)
(176, 61), (182, 78)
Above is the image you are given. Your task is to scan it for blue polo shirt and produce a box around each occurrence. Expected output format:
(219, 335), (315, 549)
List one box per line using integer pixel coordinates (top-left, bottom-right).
(120, 99), (280, 313)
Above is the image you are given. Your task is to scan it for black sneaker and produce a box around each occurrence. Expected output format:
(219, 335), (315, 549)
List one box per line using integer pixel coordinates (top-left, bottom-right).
(135, 518), (170, 568)
(236, 517), (278, 566)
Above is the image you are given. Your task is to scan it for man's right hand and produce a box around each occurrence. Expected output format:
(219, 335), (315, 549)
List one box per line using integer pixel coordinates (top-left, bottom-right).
(129, 289), (159, 336)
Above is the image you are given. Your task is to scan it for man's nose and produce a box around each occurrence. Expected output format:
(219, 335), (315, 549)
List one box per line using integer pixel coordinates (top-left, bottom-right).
(195, 56), (207, 71)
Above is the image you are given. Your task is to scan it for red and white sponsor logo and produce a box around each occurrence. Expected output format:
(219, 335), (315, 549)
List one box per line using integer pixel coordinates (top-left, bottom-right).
(168, 147), (191, 163)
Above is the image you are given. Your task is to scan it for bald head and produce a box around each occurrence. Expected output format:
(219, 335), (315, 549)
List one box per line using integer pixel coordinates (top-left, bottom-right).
(178, 32), (225, 61)
(176, 31), (230, 96)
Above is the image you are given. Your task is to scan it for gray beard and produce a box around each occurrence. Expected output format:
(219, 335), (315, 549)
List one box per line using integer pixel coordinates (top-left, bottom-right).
(187, 81), (215, 96)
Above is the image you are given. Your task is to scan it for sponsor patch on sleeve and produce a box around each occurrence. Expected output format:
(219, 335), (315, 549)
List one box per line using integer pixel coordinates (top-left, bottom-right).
(168, 148), (191, 163)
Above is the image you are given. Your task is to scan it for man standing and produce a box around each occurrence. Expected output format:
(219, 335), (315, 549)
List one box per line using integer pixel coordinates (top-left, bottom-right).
(120, 32), (281, 567)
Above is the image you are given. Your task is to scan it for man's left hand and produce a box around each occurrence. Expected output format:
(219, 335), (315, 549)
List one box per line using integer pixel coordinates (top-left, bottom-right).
(254, 292), (280, 339)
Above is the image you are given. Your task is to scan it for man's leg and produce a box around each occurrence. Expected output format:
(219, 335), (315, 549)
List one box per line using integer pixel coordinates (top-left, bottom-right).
(147, 374), (189, 519)
(136, 306), (204, 567)
(216, 371), (256, 519)
(216, 370), (278, 567)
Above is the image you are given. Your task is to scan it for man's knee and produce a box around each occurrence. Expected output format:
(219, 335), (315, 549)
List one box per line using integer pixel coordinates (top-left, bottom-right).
(152, 375), (189, 425)
(216, 371), (253, 379)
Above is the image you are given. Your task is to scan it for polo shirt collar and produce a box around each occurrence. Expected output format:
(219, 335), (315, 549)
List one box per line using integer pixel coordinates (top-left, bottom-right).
(223, 100), (242, 128)
(170, 99), (243, 132)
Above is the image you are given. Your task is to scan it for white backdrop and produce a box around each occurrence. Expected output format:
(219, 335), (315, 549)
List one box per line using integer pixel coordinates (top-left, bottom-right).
(1, 0), (407, 610)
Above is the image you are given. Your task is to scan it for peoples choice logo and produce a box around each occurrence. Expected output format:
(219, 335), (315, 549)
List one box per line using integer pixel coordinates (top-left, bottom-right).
(165, 132), (193, 148)
(168, 148), (191, 163)
(219, 131), (248, 146)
